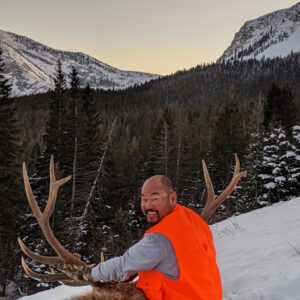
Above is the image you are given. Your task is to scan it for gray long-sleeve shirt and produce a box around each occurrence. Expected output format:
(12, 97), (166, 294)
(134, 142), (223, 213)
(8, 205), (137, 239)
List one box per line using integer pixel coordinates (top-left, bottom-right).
(91, 233), (179, 282)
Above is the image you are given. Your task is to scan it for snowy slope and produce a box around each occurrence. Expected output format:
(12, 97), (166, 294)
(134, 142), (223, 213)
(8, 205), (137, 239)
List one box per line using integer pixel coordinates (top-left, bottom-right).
(19, 197), (300, 300)
(218, 2), (300, 62)
(213, 197), (300, 300)
(0, 30), (160, 97)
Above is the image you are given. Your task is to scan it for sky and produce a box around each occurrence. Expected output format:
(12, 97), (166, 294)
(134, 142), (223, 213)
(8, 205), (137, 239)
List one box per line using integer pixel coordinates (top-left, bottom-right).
(19, 197), (300, 299)
(0, 0), (298, 75)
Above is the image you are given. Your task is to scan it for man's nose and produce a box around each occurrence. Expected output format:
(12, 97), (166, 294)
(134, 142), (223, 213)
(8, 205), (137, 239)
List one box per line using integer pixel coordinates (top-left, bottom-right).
(144, 201), (153, 210)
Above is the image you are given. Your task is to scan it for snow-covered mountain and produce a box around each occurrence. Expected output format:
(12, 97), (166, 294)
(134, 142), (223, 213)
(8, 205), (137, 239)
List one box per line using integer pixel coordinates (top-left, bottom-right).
(0, 30), (160, 97)
(19, 197), (300, 300)
(218, 2), (300, 62)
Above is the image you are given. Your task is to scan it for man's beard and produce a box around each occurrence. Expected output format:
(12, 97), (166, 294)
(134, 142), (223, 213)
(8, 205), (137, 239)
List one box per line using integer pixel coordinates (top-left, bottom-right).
(145, 210), (160, 227)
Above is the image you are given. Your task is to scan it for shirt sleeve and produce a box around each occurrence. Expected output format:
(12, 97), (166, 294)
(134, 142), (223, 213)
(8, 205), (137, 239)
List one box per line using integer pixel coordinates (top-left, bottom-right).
(91, 233), (170, 282)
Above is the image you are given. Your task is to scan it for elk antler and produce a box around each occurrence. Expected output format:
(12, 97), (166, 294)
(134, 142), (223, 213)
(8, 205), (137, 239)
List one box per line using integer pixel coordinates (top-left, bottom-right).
(201, 154), (247, 222)
(18, 155), (89, 286)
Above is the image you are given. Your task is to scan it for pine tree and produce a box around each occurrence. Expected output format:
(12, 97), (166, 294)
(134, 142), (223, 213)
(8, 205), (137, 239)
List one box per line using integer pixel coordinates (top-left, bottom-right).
(152, 103), (175, 177)
(0, 47), (24, 296)
(257, 128), (297, 205)
(47, 60), (67, 160)
(187, 104), (218, 214)
(233, 95), (265, 214)
(287, 125), (300, 196)
(69, 67), (80, 214)
(234, 132), (263, 213)
(172, 107), (192, 207)
(148, 103), (189, 201)
(75, 116), (117, 260)
(43, 61), (68, 238)
(210, 94), (247, 219)
(263, 83), (296, 129)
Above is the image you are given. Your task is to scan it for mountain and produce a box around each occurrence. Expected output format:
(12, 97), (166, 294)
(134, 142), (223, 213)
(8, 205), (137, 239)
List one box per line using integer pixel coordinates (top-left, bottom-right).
(218, 2), (300, 62)
(0, 30), (160, 97)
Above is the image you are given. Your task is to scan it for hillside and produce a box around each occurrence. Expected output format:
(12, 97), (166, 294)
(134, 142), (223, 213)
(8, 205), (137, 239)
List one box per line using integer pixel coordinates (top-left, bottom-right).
(0, 30), (159, 97)
(219, 2), (300, 62)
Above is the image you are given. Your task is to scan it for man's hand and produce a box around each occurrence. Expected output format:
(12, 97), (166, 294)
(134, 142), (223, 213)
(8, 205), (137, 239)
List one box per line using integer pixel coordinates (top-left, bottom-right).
(56, 263), (95, 284)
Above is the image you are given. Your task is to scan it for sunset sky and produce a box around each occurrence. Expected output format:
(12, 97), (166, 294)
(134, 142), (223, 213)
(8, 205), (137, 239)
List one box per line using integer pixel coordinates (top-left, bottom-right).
(0, 0), (297, 75)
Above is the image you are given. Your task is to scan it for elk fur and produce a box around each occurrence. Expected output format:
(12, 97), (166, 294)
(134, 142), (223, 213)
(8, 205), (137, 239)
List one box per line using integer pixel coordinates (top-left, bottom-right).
(68, 282), (147, 300)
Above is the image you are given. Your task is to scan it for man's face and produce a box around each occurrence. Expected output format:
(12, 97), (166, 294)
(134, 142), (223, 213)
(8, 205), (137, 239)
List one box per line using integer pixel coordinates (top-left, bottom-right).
(141, 177), (177, 225)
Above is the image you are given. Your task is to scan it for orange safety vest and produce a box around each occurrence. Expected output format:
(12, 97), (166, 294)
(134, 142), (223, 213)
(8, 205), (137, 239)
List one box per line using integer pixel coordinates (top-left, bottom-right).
(137, 204), (222, 300)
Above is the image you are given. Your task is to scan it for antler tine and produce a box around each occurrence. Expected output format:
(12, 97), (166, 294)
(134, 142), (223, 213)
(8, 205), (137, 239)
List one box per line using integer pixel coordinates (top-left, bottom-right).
(18, 237), (64, 265)
(23, 162), (42, 221)
(214, 154), (247, 207)
(43, 155), (71, 219)
(201, 160), (216, 210)
(233, 153), (240, 177)
(21, 257), (72, 282)
(201, 154), (247, 222)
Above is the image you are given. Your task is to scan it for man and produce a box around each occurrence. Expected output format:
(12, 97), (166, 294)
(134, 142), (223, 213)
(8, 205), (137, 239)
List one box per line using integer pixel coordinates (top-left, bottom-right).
(68, 175), (222, 299)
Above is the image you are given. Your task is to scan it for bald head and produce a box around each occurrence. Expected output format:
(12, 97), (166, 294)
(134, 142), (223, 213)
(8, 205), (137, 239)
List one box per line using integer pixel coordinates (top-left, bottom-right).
(142, 175), (174, 194)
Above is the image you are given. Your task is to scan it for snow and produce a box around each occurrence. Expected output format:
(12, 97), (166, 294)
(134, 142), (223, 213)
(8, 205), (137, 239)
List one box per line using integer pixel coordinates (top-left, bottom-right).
(274, 176), (286, 183)
(19, 285), (92, 300)
(256, 26), (300, 60)
(258, 174), (272, 180)
(264, 182), (276, 189)
(282, 151), (297, 158)
(19, 197), (300, 300)
(219, 2), (300, 62)
(213, 197), (300, 300)
(272, 167), (280, 174)
(278, 133), (287, 139)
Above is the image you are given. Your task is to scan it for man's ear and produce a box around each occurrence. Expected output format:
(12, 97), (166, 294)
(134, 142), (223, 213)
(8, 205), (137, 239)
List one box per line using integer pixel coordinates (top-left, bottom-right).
(171, 191), (177, 206)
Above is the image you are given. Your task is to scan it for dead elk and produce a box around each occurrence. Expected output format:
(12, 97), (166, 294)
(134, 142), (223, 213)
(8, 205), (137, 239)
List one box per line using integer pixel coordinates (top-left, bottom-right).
(18, 154), (246, 299)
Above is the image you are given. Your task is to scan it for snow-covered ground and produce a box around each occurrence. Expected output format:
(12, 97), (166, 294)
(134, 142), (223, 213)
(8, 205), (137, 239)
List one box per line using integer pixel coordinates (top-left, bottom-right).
(255, 26), (300, 60)
(213, 196), (300, 300)
(20, 197), (300, 300)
